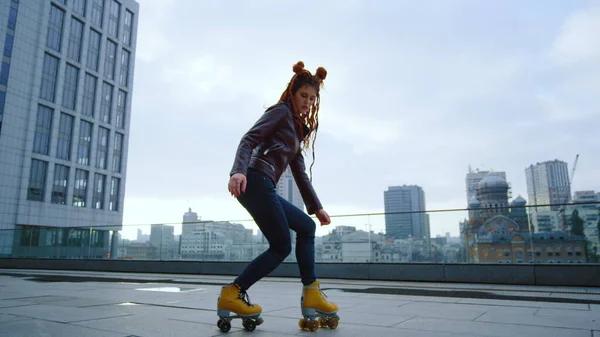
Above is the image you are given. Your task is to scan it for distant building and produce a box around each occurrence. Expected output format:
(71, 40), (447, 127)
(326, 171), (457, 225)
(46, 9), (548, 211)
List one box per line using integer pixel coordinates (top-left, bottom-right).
(462, 173), (586, 263)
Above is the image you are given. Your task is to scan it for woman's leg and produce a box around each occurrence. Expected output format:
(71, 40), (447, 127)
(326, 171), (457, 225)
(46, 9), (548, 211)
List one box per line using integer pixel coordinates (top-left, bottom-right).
(277, 196), (317, 286)
(234, 169), (292, 290)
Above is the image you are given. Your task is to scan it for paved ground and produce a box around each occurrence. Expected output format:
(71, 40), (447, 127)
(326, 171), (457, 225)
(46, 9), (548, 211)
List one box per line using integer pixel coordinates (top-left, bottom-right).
(0, 269), (598, 336)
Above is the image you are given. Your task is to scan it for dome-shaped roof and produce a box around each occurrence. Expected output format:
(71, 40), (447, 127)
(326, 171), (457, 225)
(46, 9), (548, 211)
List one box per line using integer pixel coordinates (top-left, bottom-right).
(468, 197), (481, 207)
(478, 173), (508, 189)
(511, 195), (527, 205)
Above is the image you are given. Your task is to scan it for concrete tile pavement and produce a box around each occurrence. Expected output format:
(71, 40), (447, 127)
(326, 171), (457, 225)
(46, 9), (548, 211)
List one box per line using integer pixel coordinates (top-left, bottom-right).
(0, 269), (598, 337)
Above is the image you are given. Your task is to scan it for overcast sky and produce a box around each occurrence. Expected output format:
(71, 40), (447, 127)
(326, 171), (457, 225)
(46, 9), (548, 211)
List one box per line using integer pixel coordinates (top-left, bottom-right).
(121, 0), (600, 240)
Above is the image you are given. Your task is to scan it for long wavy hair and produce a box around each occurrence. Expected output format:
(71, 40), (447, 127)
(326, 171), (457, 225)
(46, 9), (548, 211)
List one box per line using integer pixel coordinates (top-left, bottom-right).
(277, 61), (327, 181)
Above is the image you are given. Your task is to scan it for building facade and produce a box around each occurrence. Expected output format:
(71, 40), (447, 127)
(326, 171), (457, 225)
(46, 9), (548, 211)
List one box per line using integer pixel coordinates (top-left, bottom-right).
(384, 185), (430, 241)
(525, 160), (571, 232)
(462, 173), (586, 263)
(0, 0), (139, 258)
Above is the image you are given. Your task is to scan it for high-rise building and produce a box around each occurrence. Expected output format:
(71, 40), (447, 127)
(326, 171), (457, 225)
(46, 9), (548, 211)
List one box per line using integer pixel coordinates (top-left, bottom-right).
(525, 160), (571, 211)
(276, 166), (304, 211)
(275, 166), (303, 260)
(525, 160), (571, 232)
(150, 224), (175, 259)
(0, 1), (139, 258)
(384, 185), (430, 240)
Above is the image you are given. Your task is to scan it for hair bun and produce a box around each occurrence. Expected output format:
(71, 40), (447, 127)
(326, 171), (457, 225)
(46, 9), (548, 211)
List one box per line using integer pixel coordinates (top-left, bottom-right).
(315, 67), (327, 82)
(293, 61), (305, 74)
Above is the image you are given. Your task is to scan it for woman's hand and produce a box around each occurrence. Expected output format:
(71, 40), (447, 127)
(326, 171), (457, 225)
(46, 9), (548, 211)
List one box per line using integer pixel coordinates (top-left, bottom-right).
(315, 209), (331, 226)
(228, 173), (247, 198)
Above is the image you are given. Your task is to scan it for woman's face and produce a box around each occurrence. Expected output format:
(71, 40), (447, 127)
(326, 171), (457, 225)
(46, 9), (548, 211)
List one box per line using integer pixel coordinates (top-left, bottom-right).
(293, 84), (317, 115)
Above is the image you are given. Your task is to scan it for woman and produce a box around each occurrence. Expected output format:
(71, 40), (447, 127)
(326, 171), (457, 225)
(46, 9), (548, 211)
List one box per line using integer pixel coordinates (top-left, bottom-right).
(216, 61), (339, 332)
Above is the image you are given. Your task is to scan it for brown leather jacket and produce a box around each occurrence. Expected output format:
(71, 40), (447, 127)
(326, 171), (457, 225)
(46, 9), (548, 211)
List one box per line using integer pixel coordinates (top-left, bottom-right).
(230, 102), (322, 214)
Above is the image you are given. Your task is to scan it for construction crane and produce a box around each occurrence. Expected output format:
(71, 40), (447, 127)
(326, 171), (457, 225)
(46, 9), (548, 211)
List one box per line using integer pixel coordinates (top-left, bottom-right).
(558, 154), (579, 232)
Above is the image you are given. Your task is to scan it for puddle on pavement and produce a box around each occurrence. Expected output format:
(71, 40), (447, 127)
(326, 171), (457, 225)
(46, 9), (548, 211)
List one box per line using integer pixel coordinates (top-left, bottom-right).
(135, 287), (205, 293)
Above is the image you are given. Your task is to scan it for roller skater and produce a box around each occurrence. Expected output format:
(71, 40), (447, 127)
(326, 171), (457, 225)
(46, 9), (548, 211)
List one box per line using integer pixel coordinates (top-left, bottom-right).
(220, 61), (340, 332)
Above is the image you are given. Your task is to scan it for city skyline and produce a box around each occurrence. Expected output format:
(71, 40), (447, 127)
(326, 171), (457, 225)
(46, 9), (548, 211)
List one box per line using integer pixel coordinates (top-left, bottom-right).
(117, 155), (600, 242)
(2, 1), (598, 246)
(121, 0), (600, 240)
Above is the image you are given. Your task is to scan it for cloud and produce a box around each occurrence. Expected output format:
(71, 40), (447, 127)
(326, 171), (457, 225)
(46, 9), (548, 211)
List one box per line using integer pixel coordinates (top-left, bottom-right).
(550, 7), (600, 65)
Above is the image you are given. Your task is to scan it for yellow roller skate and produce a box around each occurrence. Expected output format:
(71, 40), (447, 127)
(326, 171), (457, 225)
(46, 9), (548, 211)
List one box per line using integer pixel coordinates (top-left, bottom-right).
(216, 283), (263, 332)
(298, 280), (340, 332)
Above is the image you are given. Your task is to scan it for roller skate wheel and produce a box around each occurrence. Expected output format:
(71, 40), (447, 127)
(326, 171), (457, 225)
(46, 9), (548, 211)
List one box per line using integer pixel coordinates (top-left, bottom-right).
(255, 317), (264, 326)
(327, 317), (339, 329)
(298, 318), (307, 330)
(318, 317), (328, 327)
(307, 319), (319, 332)
(218, 319), (231, 333)
(242, 319), (256, 331)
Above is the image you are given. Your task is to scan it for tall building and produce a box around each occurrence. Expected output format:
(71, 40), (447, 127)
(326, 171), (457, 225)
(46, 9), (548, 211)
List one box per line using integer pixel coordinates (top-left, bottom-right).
(276, 166), (303, 254)
(276, 166), (304, 211)
(182, 207), (200, 226)
(384, 185), (430, 240)
(525, 160), (571, 211)
(150, 224), (175, 259)
(525, 160), (571, 232)
(465, 166), (506, 205)
(0, 1), (139, 258)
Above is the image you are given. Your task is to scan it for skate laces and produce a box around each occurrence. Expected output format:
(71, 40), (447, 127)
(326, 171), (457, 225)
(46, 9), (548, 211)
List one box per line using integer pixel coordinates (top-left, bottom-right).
(238, 289), (254, 307)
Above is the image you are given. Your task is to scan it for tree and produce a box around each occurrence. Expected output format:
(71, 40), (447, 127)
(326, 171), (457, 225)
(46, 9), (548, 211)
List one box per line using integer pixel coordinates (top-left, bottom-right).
(570, 209), (585, 237)
(597, 209), (600, 236)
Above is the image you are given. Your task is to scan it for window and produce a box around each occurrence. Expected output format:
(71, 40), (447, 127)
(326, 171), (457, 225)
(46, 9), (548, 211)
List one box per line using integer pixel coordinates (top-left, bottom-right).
(116, 90), (126, 128)
(112, 132), (123, 172)
(76, 120), (92, 165)
(67, 18), (84, 62)
(82, 73), (97, 117)
(108, 0), (120, 39)
(27, 159), (48, 201)
(119, 49), (129, 87)
(100, 82), (113, 123)
(46, 5), (65, 52)
(0, 62), (9, 86)
(86, 29), (101, 71)
(96, 127), (109, 169)
(93, 173), (106, 209)
(123, 10), (133, 46)
(73, 0), (86, 17)
(40, 54), (59, 102)
(73, 169), (88, 207)
(20, 226), (40, 246)
(62, 64), (79, 110)
(51, 164), (69, 205)
(56, 113), (74, 160)
(104, 40), (117, 79)
(109, 177), (119, 211)
(91, 0), (104, 28)
(8, 7), (18, 31)
(0, 91), (6, 118)
(3, 34), (14, 58)
(33, 105), (53, 155)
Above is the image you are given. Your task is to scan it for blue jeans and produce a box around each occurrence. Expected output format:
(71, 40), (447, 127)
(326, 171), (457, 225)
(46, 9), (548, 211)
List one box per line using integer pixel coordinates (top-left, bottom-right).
(234, 168), (317, 290)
